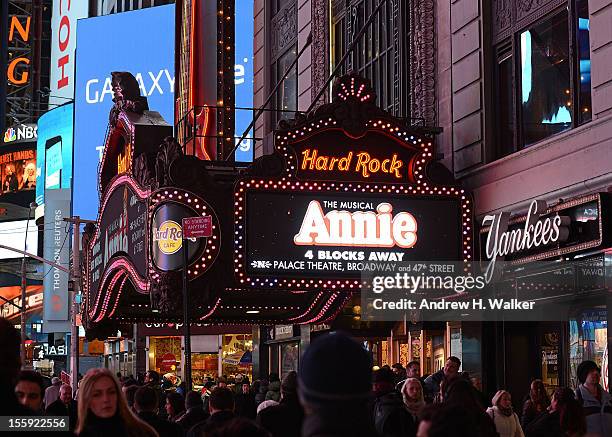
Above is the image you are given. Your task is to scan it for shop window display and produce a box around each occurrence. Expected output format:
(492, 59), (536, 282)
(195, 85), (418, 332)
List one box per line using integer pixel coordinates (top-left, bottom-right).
(570, 308), (608, 390)
(221, 334), (253, 381)
(148, 336), (181, 377)
(192, 353), (219, 390)
(540, 330), (560, 395)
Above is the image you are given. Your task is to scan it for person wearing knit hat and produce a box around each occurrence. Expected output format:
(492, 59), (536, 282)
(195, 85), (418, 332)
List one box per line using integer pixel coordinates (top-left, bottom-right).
(298, 331), (377, 437)
(486, 390), (524, 437)
(575, 360), (612, 436)
(257, 371), (303, 437)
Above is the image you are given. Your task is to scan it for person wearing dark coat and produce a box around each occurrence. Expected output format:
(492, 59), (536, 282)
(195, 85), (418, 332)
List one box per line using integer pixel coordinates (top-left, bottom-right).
(255, 379), (269, 405)
(257, 371), (304, 437)
(444, 379), (498, 437)
(134, 386), (184, 437)
(187, 387), (236, 437)
(521, 379), (550, 430)
(298, 332), (378, 437)
(177, 390), (209, 432)
(0, 318), (37, 417)
(46, 383), (78, 430)
(265, 374), (281, 402)
(371, 367), (416, 437)
(234, 378), (257, 419)
(525, 387), (585, 437)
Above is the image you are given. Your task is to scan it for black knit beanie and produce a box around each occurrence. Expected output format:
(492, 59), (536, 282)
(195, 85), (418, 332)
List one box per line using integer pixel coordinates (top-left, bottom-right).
(298, 332), (372, 405)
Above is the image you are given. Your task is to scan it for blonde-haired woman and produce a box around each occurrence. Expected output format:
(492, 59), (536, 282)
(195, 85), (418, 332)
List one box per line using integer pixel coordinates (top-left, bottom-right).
(76, 368), (158, 437)
(486, 390), (524, 437)
(401, 378), (425, 421)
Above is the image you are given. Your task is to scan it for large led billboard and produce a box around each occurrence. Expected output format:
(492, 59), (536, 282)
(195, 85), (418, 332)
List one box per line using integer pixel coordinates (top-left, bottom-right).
(49, 0), (89, 106)
(74, 5), (175, 221)
(0, 148), (36, 194)
(0, 219), (38, 259)
(234, 0), (254, 162)
(36, 103), (74, 205)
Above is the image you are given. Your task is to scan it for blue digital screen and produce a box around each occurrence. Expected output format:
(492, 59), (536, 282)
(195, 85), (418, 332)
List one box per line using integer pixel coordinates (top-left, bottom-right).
(73, 5), (175, 220)
(234, 0), (254, 162)
(36, 102), (74, 206)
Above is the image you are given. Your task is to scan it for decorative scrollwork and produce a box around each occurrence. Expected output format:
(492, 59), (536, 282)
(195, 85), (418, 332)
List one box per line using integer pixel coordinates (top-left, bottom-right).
(155, 136), (183, 188)
(409, 0), (436, 126)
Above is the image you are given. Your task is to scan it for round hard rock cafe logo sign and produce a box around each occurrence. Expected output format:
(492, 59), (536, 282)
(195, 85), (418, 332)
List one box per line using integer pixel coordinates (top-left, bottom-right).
(153, 220), (183, 255)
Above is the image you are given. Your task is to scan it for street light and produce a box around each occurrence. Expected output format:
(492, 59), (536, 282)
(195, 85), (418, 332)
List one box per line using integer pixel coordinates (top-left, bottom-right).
(20, 201), (38, 368)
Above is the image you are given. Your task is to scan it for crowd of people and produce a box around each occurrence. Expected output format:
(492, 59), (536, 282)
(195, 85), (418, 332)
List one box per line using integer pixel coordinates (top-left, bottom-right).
(3, 317), (612, 436)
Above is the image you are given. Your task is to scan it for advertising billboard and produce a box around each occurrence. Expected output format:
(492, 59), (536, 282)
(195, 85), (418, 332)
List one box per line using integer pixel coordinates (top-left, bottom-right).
(43, 189), (71, 333)
(234, 0), (254, 162)
(74, 5), (175, 221)
(49, 0), (89, 105)
(36, 103), (74, 205)
(0, 219), (38, 259)
(0, 148), (36, 194)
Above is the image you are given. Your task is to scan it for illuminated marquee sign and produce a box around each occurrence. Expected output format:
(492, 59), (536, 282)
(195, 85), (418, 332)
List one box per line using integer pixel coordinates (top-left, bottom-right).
(284, 128), (418, 184)
(234, 74), (473, 290)
(245, 191), (461, 279)
(88, 178), (148, 318)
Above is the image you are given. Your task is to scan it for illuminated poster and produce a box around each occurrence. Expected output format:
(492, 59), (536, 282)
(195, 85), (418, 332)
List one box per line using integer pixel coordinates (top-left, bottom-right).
(0, 148), (36, 194)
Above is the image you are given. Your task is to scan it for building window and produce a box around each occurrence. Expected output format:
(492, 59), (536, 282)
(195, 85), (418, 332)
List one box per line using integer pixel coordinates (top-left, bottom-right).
(270, 0), (298, 127)
(491, 1), (592, 160)
(331, 0), (408, 117)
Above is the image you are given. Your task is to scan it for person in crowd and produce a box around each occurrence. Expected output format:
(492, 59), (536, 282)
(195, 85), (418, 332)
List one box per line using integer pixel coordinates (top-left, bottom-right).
(44, 376), (62, 407)
(372, 367), (416, 437)
(187, 386), (236, 437)
(257, 370), (303, 437)
(235, 378), (256, 419)
(0, 318), (36, 416)
(407, 361), (421, 379)
(521, 379), (551, 430)
(401, 377), (425, 424)
(392, 363), (407, 385)
(177, 390), (209, 432)
(177, 381), (187, 397)
(256, 399), (279, 415)
(216, 377), (228, 389)
(124, 384), (139, 412)
(202, 380), (215, 413)
(75, 368), (157, 437)
(255, 379), (269, 406)
(433, 379), (446, 404)
(423, 356), (462, 403)
(444, 378), (498, 437)
(116, 372), (122, 380)
(234, 374), (244, 395)
(134, 386), (183, 437)
(525, 387), (585, 437)
(486, 390), (524, 437)
(417, 404), (480, 437)
(15, 370), (45, 413)
(575, 360), (612, 436)
(298, 332), (377, 437)
(265, 373), (281, 402)
(166, 391), (186, 422)
(396, 360), (423, 392)
(46, 383), (79, 430)
(212, 417), (271, 437)
(144, 370), (167, 419)
(471, 376), (490, 409)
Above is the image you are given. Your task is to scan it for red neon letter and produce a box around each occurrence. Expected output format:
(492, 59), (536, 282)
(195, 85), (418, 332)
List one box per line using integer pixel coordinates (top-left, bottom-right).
(57, 55), (69, 89)
(58, 15), (70, 51)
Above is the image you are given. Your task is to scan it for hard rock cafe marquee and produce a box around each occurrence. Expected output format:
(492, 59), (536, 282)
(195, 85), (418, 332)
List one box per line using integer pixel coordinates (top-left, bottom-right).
(82, 73), (473, 334)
